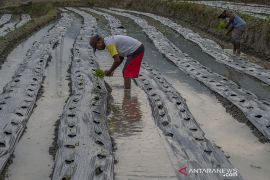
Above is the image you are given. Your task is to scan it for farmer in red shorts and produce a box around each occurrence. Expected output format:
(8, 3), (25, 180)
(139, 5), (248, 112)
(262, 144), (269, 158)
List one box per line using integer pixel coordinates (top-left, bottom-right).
(90, 34), (144, 89)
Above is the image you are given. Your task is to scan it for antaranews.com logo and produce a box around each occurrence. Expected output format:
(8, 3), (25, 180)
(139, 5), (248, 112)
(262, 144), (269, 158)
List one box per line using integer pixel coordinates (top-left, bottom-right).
(178, 160), (238, 177)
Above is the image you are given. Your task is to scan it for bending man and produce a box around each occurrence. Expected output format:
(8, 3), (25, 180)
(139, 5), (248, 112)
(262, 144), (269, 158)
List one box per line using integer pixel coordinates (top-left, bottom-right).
(90, 35), (144, 89)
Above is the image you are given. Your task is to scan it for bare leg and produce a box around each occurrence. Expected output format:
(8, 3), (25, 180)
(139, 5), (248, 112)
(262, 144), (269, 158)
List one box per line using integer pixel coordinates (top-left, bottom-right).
(233, 42), (237, 55)
(124, 78), (131, 89)
(235, 42), (241, 56)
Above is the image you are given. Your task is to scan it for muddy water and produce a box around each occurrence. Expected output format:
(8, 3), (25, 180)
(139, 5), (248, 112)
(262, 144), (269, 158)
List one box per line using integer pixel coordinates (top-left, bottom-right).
(109, 14), (270, 180)
(143, 16), (270, 102)
(5, 15), (82, 180)
(0, 23), (54, 95)
(96, 50), (177, 179)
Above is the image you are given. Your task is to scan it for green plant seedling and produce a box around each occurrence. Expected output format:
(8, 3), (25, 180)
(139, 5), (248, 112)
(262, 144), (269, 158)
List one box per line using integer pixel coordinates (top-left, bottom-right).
(218, 20), (227, 30)
(94, 68), (105, 78)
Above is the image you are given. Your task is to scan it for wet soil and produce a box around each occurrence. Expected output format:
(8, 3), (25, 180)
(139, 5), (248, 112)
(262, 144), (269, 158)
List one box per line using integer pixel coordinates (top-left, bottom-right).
(4, 14), (82, 180)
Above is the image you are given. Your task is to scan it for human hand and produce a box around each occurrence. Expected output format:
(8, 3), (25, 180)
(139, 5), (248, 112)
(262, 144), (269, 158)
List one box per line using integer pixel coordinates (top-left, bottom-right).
(105, 70), (114, 77)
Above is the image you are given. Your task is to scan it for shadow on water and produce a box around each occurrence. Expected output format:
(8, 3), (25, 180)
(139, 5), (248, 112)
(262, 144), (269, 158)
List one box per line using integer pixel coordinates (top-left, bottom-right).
(109, 90), (143, 138)
(105, 79), (177, 180)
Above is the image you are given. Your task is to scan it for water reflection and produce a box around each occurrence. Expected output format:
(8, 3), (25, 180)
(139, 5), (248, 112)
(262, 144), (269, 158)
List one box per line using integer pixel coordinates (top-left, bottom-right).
(107, 83), (177, 179)
(109, 89), (143, 138)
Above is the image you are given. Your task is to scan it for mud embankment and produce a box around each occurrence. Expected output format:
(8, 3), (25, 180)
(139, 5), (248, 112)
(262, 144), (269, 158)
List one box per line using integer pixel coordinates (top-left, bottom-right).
(91, 0), (270, 61)
(0, 3), (58, 67)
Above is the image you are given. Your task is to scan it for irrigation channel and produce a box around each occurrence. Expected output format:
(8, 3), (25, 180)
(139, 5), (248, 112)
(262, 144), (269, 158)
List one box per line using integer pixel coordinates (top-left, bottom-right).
(0, 7), (268, 180)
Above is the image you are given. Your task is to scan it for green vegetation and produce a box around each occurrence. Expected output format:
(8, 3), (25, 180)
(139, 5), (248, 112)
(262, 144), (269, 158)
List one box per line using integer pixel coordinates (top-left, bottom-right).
(94, 68), (105, 78)
(218, 20), (227, 30)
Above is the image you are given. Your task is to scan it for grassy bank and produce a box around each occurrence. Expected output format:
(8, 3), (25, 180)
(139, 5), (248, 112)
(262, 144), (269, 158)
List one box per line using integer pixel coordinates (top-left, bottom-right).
(0, 2), (58, 66)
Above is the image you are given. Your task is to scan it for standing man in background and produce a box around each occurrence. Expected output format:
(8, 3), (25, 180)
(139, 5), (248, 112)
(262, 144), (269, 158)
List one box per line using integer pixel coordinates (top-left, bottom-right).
(219, 10), (247, 56)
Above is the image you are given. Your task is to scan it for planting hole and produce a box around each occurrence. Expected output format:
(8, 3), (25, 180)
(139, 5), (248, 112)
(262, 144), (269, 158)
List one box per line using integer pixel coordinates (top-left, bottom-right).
(165, 132), (173, 137)
(68, 114), (75, 118)
(93, 110), (101, 114)
(204, 150), (212, 155)
(95, 167), (103, 175)
(0, 102), (6, 105)
(255, 115), (262, 118)
(97, 154), (106, 159)
(95, 130), (102, 135)
(195, 137), (204, 141)
(4, 131), (12, 135)
(180, 109), (186, 113)
(64, 144), (75, 149)
(11, 121), (19, 126)
(176, 101), (181, 105)
(190, 128), (197, 131)
(0, 142), (6, 147)
(93, 120), (100, 124)
(16, 112), (23, 117)
(184, 117), (190, 121)
(68, 134), (76, 138)
(95, 140), (104, 146)
(65, 159), (74, 164)
(162, 121), (169, 126)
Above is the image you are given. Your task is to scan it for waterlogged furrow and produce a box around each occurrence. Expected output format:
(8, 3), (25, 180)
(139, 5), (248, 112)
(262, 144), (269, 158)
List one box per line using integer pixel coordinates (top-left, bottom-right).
(52, 8), (113, 180)
(101, 9), (270, 141)
(81, 8), (126, 35)
(15, 14), (31, 28)
(137, 63), (242, 179)
(0, 13), (72, 173)
(111, 8), (270, 86)
(0, 14), (11, 26)
(90, 9), (242, 179)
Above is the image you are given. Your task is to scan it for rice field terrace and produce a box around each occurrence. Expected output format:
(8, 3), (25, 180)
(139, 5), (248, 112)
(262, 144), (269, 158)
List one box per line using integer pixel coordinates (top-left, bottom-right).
(0, 0), (269, 180)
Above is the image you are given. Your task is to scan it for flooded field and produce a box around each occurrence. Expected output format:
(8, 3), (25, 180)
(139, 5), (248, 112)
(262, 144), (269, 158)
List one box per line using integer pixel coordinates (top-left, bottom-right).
(0, 5), (269, 180)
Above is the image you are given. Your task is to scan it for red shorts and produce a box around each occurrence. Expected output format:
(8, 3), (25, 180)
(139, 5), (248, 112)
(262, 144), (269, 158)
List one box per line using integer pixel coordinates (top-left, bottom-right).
(123, 44), (144, 78)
